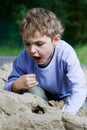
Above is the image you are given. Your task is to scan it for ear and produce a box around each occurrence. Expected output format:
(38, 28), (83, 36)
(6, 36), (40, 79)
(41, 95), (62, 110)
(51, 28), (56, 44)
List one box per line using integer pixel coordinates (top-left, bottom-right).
(53, 34), (60, 46)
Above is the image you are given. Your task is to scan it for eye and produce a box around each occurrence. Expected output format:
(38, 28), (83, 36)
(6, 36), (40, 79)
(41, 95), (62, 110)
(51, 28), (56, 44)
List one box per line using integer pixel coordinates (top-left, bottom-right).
(24, 42), (31, 47)
(36, 42), (45, 46)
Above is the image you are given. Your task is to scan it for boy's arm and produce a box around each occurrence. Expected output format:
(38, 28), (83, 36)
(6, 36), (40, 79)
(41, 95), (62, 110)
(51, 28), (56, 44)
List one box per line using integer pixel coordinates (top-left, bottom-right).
(4, 57), (23, 91)
(4, 80), (15, 91)
(4, 58), (38, 92)
(4, 51), (38, 92)
(62, 86), (87, 115)
(62, 49), (87, 115)
(4, 51), (26, 91)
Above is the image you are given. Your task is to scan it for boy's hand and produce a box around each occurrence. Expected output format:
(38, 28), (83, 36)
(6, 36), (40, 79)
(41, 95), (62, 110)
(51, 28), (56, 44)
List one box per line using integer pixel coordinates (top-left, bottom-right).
(11, 74), (38, 92)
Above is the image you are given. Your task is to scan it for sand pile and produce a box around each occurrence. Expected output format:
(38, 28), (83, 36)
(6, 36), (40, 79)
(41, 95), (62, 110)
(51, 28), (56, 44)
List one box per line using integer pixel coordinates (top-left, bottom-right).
(0, 57), (87, 130)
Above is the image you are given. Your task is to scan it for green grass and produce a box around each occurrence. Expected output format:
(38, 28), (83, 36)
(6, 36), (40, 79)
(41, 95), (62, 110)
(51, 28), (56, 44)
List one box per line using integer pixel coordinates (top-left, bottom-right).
(0, 45), (87, 64)
(0, 46), (23, 56)
(74, 45), (87, 64)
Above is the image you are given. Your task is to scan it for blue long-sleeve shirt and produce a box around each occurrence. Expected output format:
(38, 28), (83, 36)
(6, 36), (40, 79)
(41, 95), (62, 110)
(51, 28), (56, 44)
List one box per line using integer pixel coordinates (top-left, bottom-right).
(4, 40), (87, 115)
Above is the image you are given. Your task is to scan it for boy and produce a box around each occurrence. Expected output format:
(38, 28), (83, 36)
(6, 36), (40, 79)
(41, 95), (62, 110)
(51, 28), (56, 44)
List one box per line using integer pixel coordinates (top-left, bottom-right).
(4, 7), (87, 115)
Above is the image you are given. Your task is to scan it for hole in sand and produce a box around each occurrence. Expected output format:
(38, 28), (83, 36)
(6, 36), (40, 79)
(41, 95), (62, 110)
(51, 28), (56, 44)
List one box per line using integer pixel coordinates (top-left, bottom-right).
(32, 105), (45, 114)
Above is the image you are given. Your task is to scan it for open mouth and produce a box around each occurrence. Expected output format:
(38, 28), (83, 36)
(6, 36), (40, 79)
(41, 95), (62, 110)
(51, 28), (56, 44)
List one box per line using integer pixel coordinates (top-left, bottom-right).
(33, 56), (42, 63)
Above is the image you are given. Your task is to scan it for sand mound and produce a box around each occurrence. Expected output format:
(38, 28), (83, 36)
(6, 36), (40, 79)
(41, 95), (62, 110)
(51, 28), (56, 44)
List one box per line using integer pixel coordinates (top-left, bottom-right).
(0, 57), (87, 130)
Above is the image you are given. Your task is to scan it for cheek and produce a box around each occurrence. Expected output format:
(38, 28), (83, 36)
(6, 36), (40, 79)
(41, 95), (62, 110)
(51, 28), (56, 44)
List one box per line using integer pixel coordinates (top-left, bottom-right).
(41, 48), (52, 57)
(25, 47), (31, 54)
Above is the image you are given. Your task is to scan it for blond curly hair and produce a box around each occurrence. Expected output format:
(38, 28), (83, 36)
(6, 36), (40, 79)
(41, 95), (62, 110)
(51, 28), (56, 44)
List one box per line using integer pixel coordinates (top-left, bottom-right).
(19, 7), (64, 40)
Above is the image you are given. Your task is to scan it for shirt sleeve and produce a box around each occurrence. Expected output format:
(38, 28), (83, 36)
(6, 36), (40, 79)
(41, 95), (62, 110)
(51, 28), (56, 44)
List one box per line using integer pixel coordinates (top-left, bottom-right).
(61, 47), (87, 115)
(4, 51), (26, 91)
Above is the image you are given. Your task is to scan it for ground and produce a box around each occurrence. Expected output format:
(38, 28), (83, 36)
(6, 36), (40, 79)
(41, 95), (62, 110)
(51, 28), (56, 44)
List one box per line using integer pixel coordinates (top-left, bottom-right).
(0, 56), (87, 130)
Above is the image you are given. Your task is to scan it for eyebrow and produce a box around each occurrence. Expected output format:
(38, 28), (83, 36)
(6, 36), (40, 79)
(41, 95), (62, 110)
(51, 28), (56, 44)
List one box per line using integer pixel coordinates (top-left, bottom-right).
(24, 40), (45, 44)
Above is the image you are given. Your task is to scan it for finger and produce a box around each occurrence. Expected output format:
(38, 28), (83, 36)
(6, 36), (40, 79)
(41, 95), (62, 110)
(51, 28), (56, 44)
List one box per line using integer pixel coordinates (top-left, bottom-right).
(27, 80), (38, 85)
(27, 81), (38, 88)
(27, 74), (36, 78)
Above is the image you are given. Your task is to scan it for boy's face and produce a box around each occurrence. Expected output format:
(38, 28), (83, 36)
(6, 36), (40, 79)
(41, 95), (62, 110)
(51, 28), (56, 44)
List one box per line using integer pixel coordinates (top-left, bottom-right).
(22, 31), (59, 66)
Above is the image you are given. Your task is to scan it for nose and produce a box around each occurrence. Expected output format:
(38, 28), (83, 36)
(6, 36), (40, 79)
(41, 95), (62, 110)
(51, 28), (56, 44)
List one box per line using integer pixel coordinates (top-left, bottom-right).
(30, 45), (37, 54)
